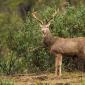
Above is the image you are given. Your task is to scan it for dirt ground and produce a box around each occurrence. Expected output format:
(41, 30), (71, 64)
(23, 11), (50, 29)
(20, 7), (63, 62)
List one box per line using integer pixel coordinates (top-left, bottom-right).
(0, 72), (85, 85)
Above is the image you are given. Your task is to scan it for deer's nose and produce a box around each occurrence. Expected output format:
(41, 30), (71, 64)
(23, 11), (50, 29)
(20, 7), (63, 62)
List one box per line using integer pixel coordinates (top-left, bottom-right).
(42, 29), (46, 34)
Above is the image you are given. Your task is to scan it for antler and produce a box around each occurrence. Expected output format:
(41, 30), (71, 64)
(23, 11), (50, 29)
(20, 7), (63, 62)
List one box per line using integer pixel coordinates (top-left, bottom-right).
(47, 8), (59, 25)
(32, 8), (59, 26)
(32, 11), (43, 25)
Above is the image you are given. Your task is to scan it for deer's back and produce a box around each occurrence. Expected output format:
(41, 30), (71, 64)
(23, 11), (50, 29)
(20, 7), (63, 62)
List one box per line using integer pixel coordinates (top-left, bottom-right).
(50, 37), (85, 56)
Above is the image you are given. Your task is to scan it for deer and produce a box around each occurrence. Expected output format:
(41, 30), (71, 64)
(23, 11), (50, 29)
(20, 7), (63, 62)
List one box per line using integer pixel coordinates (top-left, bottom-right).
(32, 9), (85, 78)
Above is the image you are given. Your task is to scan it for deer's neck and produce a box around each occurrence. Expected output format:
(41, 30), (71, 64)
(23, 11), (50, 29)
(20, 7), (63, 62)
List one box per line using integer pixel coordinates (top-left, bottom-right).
(43, 31), (55, 48)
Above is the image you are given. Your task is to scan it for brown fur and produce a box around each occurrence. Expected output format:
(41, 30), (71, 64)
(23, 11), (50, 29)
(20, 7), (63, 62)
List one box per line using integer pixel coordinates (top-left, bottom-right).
(42, 25), (85, 77)
(50, 37), (85, 59)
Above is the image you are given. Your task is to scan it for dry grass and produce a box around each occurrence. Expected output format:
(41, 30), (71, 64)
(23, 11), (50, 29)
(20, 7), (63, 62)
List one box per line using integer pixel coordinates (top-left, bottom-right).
(0, 72), (85, 85)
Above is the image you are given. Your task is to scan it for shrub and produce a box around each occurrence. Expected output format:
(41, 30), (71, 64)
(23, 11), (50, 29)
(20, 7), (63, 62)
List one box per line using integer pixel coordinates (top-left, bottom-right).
(0, 5), (85, 74)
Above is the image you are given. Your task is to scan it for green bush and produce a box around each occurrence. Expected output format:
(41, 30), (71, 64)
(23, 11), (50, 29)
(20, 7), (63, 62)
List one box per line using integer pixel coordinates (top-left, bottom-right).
(27, 5), (85, 72)
(0, 5), (85, 74)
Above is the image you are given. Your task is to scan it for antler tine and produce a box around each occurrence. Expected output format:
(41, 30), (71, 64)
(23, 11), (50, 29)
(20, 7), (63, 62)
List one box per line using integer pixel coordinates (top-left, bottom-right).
(32, 11), (43, 25)
(47, 8), (59, 24)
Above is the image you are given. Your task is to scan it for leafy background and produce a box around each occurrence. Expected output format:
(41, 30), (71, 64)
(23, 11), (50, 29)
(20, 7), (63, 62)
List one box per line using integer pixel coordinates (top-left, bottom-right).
(0, 0), (85, 75)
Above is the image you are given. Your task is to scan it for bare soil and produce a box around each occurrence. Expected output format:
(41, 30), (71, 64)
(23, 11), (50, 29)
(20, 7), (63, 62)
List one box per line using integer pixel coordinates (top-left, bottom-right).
(0, 72), (85, 85)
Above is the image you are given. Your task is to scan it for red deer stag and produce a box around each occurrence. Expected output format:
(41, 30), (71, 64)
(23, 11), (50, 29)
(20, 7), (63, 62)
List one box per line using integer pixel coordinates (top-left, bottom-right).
(32, 9), (85, 78)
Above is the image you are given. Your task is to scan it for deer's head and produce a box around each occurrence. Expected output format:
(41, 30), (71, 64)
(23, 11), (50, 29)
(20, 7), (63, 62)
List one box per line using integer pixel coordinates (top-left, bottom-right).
(39, 23), (50, 36)
(32, 9), (59, 36)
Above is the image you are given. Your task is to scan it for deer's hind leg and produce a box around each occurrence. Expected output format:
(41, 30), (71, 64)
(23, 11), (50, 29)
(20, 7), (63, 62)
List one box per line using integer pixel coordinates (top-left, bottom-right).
(55, 54), (62, 78)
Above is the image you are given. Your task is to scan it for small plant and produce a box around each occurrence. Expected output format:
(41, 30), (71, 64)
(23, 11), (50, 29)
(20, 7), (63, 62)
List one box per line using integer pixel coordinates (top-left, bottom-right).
(81, 80), (85, 85)
(0, 79), (14, 85)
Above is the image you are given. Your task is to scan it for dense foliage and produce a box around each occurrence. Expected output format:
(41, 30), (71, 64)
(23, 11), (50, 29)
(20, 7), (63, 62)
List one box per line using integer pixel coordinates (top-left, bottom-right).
(0, 0), (85, 75)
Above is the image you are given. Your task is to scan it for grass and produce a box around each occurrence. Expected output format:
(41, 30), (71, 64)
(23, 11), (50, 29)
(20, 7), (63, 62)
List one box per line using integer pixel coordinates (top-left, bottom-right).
(0, 72), (85, 85)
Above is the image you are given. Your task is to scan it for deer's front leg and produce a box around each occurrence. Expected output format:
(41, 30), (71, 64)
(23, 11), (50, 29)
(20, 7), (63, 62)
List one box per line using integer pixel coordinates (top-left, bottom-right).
(55, 54), (62, 78)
